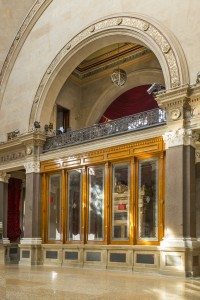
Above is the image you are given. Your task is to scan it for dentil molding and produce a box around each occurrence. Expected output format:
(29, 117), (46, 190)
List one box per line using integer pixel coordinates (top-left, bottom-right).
(163, 128), (199, 149)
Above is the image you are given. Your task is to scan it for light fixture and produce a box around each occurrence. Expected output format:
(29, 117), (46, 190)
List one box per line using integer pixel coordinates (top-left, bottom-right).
(111, 44), (127, 87)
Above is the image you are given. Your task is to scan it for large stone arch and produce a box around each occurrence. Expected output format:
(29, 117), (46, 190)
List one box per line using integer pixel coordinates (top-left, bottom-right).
(86, 68), (164, 126)
(29, 14), (189, 129)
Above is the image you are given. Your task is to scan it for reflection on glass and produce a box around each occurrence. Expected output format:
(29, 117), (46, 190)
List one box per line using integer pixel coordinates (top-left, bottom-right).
(48, 174), (61, 241)
(68, 170), (82, 241)
(88, 166), (104, 241)
(138, 159), (158, 240)
(112, 163), (130, 240)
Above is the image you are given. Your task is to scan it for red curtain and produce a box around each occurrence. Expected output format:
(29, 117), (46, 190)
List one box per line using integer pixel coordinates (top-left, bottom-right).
(7, 178), (22, 241)
(99, 85), (158, 123)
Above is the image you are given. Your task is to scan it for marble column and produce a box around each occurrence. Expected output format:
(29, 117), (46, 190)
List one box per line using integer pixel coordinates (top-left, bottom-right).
(195, 152), (200, 240)
(160, 129), (200, 276)
(0, 172), (10, 264)
(0, 172), (10, 244)
(163, 130), (197, 245)
(19, 160), (42, 265)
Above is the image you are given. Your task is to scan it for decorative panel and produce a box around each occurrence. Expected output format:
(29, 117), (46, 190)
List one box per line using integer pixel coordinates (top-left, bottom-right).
(136, 253), (154, 264)
(46, 250), (58, 259)
(110, 253), (126, 263)
(165, 255), (181, 266)
(86, 251), (101, 262)
(65, 251), (78, 260)
(22, 250), (30, 259)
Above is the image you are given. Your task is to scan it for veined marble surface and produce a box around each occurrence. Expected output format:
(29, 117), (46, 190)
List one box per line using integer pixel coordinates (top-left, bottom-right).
(1, 265), (200, 300)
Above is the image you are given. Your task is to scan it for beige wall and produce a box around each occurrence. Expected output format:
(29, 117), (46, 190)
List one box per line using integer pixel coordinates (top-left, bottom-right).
(0, 0), (35, 72)
(0, 0), (199, 137)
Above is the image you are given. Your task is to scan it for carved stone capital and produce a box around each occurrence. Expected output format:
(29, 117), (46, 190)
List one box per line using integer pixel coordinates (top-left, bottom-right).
(24, 160), (40, 174)
(196, 149), (200, 163)
(156, 85), (192, 127)
(0, 171), (10, 183)
(163, 128), (199, 149)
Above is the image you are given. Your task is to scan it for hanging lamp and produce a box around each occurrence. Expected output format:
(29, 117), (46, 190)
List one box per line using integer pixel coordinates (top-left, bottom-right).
(111, 44), (127, 87)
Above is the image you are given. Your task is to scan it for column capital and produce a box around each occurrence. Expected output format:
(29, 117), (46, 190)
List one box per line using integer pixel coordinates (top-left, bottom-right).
(24, 160), (40, 174)
(163, 128), (199, 149)
(0, 171), (10, 183)
(155, 84), (192, 128)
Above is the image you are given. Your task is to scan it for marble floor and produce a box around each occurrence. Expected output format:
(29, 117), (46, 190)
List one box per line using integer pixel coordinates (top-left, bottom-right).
(0, 265), (200, 300)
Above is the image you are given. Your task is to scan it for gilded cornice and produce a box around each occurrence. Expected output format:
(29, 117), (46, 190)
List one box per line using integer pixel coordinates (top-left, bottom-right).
(0, 0), (52, 104)
(41, 136), (164, 172)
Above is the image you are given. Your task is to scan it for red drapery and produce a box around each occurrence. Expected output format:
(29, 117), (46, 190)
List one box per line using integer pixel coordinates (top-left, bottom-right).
(99, 85), (158, 123)
(7, 178), (22, 241)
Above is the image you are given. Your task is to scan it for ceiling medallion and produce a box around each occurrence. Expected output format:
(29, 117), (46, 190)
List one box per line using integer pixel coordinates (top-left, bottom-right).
(111, 68), (127, 87)
(110, 44), (127, 87)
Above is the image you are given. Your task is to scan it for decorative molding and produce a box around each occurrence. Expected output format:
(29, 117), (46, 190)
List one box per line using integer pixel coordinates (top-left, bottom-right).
(0, 149), (26, 165)
(195, 149), (200, 163)
(0, 0), (53, 104)
(24, 160), (40, 173)
(3, 238), (10, 245)
(160, 237), (200, 249)
(72, 47), (152, 80)
(155, 84), (191, 110)
(0, 171), (10, 183)
(20, 238), (42, 245)
(163, 128), (199, 149)
(170, 109), (181, 121)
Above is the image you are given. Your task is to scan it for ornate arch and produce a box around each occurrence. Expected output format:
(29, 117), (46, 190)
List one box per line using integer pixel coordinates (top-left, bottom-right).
(29, 14), (189, 128)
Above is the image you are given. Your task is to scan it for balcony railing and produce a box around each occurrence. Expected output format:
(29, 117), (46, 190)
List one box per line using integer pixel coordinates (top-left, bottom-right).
(43, 108), (166, 152)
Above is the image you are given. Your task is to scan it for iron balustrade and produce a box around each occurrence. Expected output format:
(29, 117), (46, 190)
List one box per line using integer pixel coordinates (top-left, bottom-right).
(43, 108), (166, 152)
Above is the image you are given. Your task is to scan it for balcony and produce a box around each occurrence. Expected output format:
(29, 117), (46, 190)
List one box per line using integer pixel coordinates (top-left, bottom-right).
(43, 108), (166, 152)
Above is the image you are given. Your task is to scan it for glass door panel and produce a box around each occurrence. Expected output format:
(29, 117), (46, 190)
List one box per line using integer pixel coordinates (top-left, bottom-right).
(112, 163), (130, 241)
(48, 174), (61, 241)
(67, 169), (82, 241)
(138, 158), (158, 241)
(88, 166), (104, 241)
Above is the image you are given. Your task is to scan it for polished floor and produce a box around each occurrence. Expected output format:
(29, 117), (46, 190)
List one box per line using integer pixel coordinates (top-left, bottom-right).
(1, 265), (200, 300)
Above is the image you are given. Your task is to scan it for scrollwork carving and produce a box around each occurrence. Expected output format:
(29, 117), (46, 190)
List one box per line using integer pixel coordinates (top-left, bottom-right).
(0, 172), (10, 183)
(163, 128), (199, 149)
(24, 160), (40, 173)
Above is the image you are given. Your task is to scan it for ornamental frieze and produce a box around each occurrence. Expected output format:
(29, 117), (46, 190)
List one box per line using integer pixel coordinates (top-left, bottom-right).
(0, 150), (26, 164)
